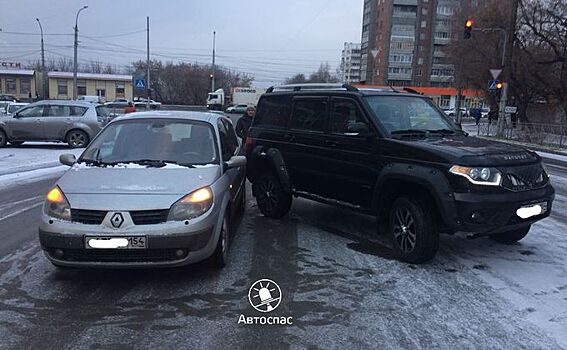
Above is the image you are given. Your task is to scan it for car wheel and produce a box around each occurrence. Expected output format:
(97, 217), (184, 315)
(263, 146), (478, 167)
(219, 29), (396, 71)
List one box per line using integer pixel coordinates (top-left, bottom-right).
(489, 225), (531, 244)
(9, 141), (24, 146)
(0, 130), (6, 147)
(253, 173), (292, 219)
(66, 130), (89, 148)
(212, 212), (230, 269)
(389, 197), (439, 264)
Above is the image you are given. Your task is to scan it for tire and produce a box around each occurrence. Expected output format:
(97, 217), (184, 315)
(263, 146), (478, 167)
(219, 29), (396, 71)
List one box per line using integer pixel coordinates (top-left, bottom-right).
(489, 225), (531, 244)
(253, 172), (292, 219)
(9, 141), (24, 146)
(0, 130), (6, 148)
(389, 197), (439, 264)
(66, 130), (89, 148)
(239, 182), (247, 214)
(212, 212), (230, 269)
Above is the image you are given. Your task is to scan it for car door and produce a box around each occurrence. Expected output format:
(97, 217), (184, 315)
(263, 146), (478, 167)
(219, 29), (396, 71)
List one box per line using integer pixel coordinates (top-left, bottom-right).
(5, 105), (46, 140)
(43, 104), (73, 140)
(285, 96), (332, 197)
(321, 97), (378, 207)
(218, 119), (244, 207)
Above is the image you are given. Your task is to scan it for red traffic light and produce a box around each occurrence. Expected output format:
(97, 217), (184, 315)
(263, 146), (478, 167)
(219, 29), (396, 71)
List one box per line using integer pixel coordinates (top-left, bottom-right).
(465, 19), (474, 28)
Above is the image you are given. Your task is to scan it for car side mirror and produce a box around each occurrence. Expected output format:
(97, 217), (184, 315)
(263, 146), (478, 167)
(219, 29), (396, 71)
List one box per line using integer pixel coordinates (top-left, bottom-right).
(13, 113), (21, 118)
(59, 154), (77, 166)
(224, 155), (246, 171)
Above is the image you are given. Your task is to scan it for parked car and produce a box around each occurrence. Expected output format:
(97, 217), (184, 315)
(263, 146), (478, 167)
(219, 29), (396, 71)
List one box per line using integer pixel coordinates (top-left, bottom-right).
(39, 111), (247, 269)
(242, 83), (555, 263)
(444, 107), (467, 117)
(133, 97), (162, 109)
(78, 95), (104, 104)
(5, 102), (29, 116)
(0, 100), (106, 148)
(0, 94), (16, 102)
(226, 104), (250, 114)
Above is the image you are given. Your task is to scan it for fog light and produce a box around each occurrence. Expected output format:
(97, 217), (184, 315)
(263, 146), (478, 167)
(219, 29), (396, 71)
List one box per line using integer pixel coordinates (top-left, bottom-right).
(54, 249), (64, 259)
(175, 249), (186, 257)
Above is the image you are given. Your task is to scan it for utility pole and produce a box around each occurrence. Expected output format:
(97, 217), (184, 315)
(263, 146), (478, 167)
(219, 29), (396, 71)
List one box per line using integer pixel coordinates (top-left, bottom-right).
(211, 31), (216, 92)
(146, 16), (150, 110)
(73, 5), (88, 100)
(35, 18), (47, 100)
(496, 0), (519, 136)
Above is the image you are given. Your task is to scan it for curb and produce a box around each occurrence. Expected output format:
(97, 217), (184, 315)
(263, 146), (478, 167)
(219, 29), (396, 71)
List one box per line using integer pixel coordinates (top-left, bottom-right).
(0, 162), (61, 177)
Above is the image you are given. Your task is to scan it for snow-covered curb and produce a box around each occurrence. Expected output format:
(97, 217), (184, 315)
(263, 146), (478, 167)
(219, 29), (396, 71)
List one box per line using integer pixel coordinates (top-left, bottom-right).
(0, 166), (68, 187)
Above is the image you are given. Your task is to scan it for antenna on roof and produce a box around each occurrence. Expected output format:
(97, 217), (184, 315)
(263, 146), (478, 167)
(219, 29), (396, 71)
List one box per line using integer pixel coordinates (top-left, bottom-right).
(387, 83), (400, 93)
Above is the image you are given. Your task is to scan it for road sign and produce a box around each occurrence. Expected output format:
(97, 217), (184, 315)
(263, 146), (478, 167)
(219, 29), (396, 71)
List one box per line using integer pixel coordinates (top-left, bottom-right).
(487, 80), (498, 91)
(371, 49), (379, 59)
(505, 106), (517, 114)
(135, 79), (145, 89)
(490, 69), (502, 79)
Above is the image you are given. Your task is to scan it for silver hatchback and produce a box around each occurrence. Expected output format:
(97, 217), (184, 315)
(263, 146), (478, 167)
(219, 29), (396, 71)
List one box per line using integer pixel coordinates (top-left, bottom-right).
(39, 111), (246, 269)
(0, 100), (107, 148)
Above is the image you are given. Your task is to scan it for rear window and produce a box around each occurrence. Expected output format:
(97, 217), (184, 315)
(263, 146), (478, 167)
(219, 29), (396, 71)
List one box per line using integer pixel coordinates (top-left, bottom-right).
(254, 95), (291, 129)
(71, 106), (88, 116)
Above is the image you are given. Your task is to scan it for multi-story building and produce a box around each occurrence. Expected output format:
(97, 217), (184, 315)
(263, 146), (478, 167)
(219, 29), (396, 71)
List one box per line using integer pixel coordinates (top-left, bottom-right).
(339, 42), (362, 84)
(359, 0), (464, 87)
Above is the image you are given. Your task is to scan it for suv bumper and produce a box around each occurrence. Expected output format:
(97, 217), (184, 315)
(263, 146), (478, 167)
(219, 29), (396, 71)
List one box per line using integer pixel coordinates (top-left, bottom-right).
(451, 184), (555, 235)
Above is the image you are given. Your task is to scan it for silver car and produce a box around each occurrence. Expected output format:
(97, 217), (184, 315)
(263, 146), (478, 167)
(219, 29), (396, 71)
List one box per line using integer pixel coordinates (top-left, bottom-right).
(39, 111), (246, 269)
(0, 100), (106, 148)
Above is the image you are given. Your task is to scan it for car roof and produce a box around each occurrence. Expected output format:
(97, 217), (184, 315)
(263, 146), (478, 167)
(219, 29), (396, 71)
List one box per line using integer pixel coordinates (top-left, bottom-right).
(111, 110), (224, 124)
(28, 100), (96, 107)
(262, 89), (425, 99)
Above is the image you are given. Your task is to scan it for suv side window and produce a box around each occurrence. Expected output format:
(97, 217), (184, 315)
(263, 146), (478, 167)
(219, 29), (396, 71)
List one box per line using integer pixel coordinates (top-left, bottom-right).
(47, 105), (71, 117)
(330, 98), (370, 134)
(70, 106), (88, 116)
(218, 119), (237, 160)
(17, 105), (44, 118)
(254, 95), (291, 129)
(289, 98), (328, 132)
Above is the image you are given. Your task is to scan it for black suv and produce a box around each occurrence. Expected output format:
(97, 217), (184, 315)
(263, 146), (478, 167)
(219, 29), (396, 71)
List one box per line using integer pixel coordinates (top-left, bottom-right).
(241, 84), (555, 263)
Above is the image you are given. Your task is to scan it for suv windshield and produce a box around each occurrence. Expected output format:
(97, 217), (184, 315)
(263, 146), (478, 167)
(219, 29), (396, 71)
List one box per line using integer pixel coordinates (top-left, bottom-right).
(80, 119), (219, 167)
(364, 95), (458, 135)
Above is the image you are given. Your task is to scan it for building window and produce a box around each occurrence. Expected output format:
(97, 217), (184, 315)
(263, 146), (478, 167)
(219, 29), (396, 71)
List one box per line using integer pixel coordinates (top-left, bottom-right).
(420, 33), (426, 40)
(77, 79), (87, 96)
(416, 68), (422, 76)
(57, 80), (68, 96)
(422, 8), (428, 15)
(418, 57), (424, 65)
(6, 79), (16, 94)
(389, 54), (413, 63)
(115, 82), (125, 98)
(421, 21), (427, 28)
(20, 79), (31, 95)
(435, 31), (450, 39)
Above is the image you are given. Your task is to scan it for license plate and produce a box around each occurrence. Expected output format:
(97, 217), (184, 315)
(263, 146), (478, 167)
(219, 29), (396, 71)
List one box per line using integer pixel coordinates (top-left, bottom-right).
(516, 201), (547, 219)
(85, 236), (146, 249)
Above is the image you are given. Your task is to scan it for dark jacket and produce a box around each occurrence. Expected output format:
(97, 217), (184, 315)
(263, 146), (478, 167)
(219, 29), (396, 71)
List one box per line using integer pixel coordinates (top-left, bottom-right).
(235, 115), (253, 139)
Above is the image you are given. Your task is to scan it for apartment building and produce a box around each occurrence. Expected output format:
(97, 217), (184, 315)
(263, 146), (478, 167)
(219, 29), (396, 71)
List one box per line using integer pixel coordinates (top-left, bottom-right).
(339, 42), (362, 84)
(359, 0), (465, 87)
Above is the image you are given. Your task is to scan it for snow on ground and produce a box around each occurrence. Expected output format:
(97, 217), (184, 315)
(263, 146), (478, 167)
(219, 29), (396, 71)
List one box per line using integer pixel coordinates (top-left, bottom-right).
(0, 142), (83, 177)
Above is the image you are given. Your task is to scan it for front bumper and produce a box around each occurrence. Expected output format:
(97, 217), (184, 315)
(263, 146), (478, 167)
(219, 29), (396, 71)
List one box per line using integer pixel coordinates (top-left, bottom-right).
(39, 212), (220, 268)
(451, 184), (555, 235)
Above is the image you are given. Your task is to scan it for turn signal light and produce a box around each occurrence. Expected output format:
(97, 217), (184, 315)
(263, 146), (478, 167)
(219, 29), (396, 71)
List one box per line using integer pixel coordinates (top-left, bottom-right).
(46, 187), (65, 203)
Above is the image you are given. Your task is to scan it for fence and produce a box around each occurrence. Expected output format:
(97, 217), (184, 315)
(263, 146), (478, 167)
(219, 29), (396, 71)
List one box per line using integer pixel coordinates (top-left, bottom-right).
(475, 121), (567, 149)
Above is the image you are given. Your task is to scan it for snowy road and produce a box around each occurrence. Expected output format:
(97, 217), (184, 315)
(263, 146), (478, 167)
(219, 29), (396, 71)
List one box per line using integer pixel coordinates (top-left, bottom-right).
(0, 159), (565, 349)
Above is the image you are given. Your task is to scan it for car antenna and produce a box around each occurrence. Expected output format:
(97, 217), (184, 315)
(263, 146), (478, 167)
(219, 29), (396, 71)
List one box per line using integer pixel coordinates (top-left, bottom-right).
(388, 83), (400, 93)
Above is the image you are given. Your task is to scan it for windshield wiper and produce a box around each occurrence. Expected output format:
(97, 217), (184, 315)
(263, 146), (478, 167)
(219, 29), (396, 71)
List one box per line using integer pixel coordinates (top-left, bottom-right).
(390, 129), (429, 138)
(428, 128), (466, 135)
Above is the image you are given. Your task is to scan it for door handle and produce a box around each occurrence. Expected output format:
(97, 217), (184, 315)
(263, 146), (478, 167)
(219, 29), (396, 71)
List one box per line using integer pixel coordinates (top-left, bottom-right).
(324, 140), (338, 147)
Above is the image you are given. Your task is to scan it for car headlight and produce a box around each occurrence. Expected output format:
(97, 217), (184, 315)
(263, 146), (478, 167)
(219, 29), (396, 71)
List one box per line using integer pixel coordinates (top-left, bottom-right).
(449, 165), (502, 186)
(168, 187), (213, 221)
(44, 186), (71, 220)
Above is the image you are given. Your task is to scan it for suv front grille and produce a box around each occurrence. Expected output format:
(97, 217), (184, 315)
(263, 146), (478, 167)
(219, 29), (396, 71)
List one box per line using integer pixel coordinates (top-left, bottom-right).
(130, 209), (170, 225)
(501, 164), (547, 192)
(71, 209), (107, 225)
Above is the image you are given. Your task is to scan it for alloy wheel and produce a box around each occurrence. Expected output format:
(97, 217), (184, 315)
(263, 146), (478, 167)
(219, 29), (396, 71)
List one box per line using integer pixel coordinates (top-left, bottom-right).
(69, 132), (87, 147)
(257, 179), (279, 213)
(393, 207), (417, 253)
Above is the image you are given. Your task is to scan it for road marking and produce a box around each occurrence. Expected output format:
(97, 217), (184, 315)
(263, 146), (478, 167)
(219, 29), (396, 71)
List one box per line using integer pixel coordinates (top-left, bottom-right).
(0, 202), (43, 222)
(0, 195), (44, 213)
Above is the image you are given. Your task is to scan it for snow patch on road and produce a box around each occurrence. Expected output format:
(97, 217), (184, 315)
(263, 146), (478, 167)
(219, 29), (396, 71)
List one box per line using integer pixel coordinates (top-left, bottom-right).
(0, 166), (67, 187)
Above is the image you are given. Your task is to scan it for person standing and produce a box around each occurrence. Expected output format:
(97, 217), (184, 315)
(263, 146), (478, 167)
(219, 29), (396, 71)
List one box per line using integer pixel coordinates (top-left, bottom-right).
(235, 106), (256, 140)
(124, 102), (136, 114)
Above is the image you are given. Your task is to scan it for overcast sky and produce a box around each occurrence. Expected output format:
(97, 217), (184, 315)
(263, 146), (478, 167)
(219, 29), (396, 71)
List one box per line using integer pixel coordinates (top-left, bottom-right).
(0, 0), (363, 87)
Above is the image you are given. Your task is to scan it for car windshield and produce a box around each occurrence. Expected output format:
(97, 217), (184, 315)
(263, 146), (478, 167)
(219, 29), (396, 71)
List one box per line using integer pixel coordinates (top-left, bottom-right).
(364, 95), (459, 135)
(80, 119), (219, 167)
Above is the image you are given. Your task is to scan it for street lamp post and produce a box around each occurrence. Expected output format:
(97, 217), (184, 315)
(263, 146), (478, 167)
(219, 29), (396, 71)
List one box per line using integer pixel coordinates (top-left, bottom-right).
(211, 31), (216, 92)
(35, 18), (47, 100)
(73, 5), (88, 100)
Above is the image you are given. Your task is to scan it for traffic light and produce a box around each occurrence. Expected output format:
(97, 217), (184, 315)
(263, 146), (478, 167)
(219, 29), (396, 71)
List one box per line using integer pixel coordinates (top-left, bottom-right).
(495, 81), (503, 90)
(464, 19), (474, 39)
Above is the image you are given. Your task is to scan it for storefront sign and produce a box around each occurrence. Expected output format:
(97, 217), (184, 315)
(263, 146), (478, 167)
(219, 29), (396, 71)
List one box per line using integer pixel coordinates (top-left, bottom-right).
(0, 62), (22, 69)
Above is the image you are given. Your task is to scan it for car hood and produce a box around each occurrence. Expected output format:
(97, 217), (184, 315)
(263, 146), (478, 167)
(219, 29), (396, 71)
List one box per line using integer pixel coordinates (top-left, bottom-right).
(383, 135), (539, 166)
(56, 165), (221, 210)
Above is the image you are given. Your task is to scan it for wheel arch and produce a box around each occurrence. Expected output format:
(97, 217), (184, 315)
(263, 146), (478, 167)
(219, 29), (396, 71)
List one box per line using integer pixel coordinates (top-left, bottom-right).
(247, 146), (292, 193)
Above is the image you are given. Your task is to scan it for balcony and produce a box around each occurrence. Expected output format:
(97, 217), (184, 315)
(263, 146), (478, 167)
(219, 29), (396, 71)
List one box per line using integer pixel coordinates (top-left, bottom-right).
(387, 73), (412, 81)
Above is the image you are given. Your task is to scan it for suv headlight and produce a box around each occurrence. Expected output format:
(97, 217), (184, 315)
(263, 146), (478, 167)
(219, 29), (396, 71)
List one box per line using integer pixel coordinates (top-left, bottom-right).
(44, 186), (71, 220)
(168, 187), (213, 221)
(449, 165), (502, 186)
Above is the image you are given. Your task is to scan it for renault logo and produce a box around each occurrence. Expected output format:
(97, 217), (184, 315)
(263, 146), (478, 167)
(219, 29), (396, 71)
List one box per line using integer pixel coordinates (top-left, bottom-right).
(110, 213), (124, 228)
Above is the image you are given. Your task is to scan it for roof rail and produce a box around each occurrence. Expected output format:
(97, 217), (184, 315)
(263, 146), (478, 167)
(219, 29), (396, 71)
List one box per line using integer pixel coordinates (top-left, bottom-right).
(266, 83), (359, 93)
(402, 87), (423, 95)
